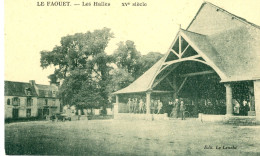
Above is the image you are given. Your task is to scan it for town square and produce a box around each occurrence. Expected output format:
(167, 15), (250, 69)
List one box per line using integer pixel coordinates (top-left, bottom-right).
(5, 119), (260, 155)
(3, 0), (260, 155)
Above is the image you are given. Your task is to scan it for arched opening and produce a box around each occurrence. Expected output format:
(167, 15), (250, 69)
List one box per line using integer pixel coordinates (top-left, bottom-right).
(152, 60), (226, 117)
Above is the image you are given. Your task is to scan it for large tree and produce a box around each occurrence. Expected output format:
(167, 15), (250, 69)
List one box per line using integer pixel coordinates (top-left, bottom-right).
(40, 28), (114, 110)
(113, 40), (163, 79)
(111, 40), (163, 92)
(106, 68), (135, 96)
(138, 52), (163, 75)
(59, 69), (102, 109)
(113, 40), (141, 79)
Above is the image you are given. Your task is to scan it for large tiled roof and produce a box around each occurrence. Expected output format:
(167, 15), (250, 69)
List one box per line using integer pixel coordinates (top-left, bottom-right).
(35, 84), (59, 98)
(4, 81), (59, 98)
(113, 57), (165, 94)
(185, 1), (260, 81)
(4, 81), (38, 97)
(113, 2), (260, 94)
(181, 28), (260, 82)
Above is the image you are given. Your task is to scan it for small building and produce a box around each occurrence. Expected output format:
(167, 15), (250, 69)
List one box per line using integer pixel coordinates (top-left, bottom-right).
(4, 80), (61, 119)
(113, 2), (260, 122)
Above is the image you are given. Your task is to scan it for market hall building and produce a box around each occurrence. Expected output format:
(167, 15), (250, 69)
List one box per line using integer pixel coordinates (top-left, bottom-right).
(113, 2), (260, 123)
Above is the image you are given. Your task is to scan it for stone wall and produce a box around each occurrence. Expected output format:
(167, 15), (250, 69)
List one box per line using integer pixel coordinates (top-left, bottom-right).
(197, 113), (257, 125)
(5, 96), (38, 118)
(224, 116), (256, 126)
(114, 113), (169, 120)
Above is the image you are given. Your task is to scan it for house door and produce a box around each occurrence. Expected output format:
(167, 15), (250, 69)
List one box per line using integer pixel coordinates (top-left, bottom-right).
(12, 108), (19, 119)
(43, 108), (49, 116)
(38, 109), (43, 118)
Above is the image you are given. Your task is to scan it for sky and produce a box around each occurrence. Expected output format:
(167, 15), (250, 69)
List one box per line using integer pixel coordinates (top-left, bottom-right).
(4, 0), (260, 85)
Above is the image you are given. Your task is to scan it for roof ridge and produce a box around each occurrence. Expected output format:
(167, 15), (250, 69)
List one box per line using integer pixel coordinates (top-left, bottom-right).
(186, 1), (260, 31)
(186, 2), (206, 31)
(36, 84), (51, 86)
(4, 80), (30, 84)
(180, 29), (206, 36)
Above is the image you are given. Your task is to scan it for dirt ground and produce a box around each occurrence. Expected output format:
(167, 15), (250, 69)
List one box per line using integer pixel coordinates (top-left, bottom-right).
(5, 119), (260, 156)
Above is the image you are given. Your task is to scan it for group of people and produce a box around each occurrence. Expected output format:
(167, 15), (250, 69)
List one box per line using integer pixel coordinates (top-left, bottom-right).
(168, 98), (186, 120)
(126, 97), (187, 118)
(234, 100), (251, 116)
(127, 98), (145, 114)
(127, 98), (163, 114)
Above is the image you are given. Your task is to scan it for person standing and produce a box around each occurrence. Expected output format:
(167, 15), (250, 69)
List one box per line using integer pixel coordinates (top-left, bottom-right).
(151, 99), (155, 114)
(180, 100), (186, 120)
(168, 101), (173, 117)
(157, 100), (163, 114)
(244, 100), (250, 116)
(127, 98), (132, 113)
(173, 98), (180, 118)
(143, 99), (146, 114)
(154, 100), (158, 114)
(78, 109), (81, 120)
(234, 101), (240, 115)
(240, 100), (249, 116)
(139, 99), (144, 114)
(133, 98), (138, 113)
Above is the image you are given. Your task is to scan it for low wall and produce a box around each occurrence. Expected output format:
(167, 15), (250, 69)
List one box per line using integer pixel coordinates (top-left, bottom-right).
(114, 113), (169, 120)
(197, 113), (226, 122)
(118, 103), (128, 113)
(197, 113), (257, 125)
(224, 116), (256, 125)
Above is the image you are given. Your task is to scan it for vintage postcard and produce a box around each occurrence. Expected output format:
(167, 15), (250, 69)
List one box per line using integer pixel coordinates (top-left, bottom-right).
(3, 0), (260, 155)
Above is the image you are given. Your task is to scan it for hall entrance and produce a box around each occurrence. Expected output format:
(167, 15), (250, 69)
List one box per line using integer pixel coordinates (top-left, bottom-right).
(152, 60), (226, 117)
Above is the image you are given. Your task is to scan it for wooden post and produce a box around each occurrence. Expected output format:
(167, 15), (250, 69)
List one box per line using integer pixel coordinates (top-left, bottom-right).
(179, 35), (182, 55)
(172, 77), (178, 99)
(114, 95), (119, 114)
(254, 80), (260, 122)
(224, 83), (233, 116)
(146, 92), (151, 114)
(116, 95), (119, 104)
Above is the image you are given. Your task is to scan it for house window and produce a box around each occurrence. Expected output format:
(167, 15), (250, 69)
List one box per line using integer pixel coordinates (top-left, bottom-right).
(52, 99), (56, 106)
(12, 97), (20, 106)
(27, 90), (31, 96)
(7, 99), (10, 105)
(52, 91), (56, 97)
(43, 108), (49, 116)
(45, 99), (48, 106)
(27, 98), (33, 107)
(26, 88), (32, 96)
(26, 109), (31, 117)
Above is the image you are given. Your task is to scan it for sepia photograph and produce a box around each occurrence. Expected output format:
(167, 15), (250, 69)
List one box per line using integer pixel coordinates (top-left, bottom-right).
(3, 0), (260, 155)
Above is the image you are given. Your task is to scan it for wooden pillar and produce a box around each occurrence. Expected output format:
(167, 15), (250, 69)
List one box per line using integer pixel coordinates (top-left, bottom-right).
(172, 77), (178, 99)
(114, 95), (119, 114)
(224, 83), (233, 116)
(146, 92), (151, 114)
(248, 86), (255, 111)
(116, 95), (119, 104)
(254, 80), (260, 122)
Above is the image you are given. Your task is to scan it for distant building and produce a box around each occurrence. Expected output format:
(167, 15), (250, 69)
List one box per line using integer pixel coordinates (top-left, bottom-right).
(4, 80), (60, 119)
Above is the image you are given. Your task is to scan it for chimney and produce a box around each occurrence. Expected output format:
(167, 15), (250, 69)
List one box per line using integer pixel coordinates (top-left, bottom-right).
(50, 81), (60, 87)
(29, 80), (35, 86)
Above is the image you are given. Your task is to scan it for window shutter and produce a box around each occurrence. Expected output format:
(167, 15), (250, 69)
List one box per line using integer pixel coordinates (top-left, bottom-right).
(18, 98), (20, 106)
(31, 99), (33, 105)
(11, 98), (13, 105)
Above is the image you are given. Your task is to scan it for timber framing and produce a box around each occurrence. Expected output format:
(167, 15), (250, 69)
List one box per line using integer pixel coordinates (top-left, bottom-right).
(180, 70), (215, 77)
(113, 2), (260, 95)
